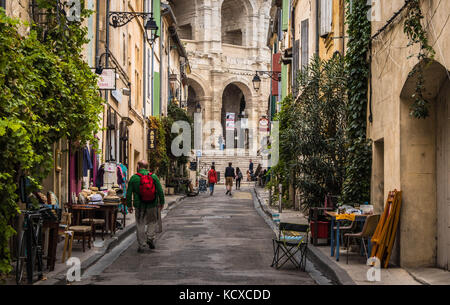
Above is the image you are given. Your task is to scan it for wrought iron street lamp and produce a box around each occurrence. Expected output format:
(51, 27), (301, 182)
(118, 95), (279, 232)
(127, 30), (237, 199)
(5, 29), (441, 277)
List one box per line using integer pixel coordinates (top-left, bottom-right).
(196, 102), (202, 113)
(252, 71), (281, 92)
(108, 11), (159, 45)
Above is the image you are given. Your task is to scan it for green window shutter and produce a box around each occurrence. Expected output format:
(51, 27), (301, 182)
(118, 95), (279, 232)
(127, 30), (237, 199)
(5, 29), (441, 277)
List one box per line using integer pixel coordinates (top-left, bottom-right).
(153, 72), (160, 116)
(153, 0), (161, 37)
(282, 0), (289, 31)
(281, 64), (288, 99)
(271, 96), (277, 121)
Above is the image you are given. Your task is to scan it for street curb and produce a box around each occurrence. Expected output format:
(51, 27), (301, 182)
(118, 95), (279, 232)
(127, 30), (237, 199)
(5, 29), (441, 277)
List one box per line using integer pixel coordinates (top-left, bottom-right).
(252, 187), (356, 286)
(37, 195), (187, 285)
(405, 269), (431, 285)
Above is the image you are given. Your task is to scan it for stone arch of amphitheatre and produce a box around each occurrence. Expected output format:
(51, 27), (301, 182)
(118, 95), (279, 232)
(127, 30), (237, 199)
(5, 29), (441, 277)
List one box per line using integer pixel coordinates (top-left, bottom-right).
(171, 0), (272, 159)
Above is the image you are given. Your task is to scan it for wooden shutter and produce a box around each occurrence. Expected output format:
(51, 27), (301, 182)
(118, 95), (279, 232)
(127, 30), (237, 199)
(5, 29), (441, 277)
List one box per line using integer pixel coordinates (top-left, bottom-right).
(272, 53), (282, 96)
(293, 40), (300, 94)
(301, 19), (309, 70)
(320, 0), (332, 37)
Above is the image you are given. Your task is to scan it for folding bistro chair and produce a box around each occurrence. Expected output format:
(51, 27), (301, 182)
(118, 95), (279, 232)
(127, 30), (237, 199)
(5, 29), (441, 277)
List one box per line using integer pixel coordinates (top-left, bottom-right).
(271, 223), (309, 271)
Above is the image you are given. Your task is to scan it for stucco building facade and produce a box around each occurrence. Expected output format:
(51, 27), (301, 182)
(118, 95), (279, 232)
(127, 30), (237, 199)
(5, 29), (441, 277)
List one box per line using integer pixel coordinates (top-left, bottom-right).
(369, 0), (450, 270)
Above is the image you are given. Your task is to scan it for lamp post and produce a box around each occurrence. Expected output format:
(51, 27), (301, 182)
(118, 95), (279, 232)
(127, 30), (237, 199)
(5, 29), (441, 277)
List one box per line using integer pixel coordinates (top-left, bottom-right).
(252, 71), (281, 92)
(108, 11), (159, 45)
(94, 12), (158, 76)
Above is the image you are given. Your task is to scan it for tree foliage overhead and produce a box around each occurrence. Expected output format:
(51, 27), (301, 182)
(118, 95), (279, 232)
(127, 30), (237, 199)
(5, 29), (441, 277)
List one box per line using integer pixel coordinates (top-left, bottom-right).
(268, 55), (348, 211)
(0, 1), (103, 274)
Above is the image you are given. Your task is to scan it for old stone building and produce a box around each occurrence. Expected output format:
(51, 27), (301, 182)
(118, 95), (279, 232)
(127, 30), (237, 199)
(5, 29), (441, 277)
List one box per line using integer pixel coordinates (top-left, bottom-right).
(369, 0), (450, 270)
(168, 0), (272, 161)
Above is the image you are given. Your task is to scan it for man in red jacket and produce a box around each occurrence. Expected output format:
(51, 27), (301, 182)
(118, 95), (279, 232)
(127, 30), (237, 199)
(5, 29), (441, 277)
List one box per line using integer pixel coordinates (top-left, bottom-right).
(207, 165), (218, 196)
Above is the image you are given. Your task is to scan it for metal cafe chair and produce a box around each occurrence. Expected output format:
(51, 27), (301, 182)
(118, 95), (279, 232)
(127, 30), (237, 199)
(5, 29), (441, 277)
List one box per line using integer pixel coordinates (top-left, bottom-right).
(345, 214), (381, 264)
(271, 223), (310, 271)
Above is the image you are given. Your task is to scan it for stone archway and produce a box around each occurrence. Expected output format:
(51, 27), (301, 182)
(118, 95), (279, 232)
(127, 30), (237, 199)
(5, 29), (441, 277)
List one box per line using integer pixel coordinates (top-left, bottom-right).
(186, 76), (207, 118)
(220, 80), (255, 153)
(399, 59), (450, 269)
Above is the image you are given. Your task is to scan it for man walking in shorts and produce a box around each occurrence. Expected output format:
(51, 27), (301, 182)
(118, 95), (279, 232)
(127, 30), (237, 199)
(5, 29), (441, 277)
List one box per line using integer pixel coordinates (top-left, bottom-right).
(225, 162), (235, 196)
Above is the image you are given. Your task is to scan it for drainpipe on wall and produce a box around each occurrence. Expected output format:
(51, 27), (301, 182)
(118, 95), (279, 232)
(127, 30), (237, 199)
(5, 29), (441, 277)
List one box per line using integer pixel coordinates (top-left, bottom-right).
(315, 0), (319, 55)
(143, 1), (147, 159)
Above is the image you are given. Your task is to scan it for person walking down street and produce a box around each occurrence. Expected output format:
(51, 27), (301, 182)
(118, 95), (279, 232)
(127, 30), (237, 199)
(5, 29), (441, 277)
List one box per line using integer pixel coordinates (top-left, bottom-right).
(127, 160), (165, 253)
(208, 165), (218, 196)
(249, 159), (254, 181)
(235, 167), (243, 190)
(225, 162), (235, 196)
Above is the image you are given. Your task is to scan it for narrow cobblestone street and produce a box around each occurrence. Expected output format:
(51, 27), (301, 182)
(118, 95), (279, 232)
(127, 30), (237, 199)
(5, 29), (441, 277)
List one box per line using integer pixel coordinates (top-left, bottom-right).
(77, 187), (315, 285)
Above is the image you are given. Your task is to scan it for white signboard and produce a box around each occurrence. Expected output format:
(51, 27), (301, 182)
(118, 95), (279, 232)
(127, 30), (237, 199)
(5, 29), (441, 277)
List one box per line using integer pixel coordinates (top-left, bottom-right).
(259, 117), (270, 132)
(226, 112), (235, 131)
(241, 118), (248, 129)
(91, 68), (116, 90)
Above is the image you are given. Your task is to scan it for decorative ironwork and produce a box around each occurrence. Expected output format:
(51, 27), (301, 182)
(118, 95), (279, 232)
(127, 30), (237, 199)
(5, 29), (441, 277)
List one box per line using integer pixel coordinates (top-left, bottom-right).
(255, 71), (281, 82)
(108, 12), (154, 28)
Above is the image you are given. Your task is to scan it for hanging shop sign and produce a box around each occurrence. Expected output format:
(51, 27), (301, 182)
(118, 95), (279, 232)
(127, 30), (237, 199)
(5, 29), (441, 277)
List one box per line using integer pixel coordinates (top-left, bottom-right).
(148, 129), (157, 150)
(111, 89), (123, 103)
(91, 68), (117, 90)
(259, 117), (270, 132)
(226, 112), (235, 131)
(241, 118), (248, 129)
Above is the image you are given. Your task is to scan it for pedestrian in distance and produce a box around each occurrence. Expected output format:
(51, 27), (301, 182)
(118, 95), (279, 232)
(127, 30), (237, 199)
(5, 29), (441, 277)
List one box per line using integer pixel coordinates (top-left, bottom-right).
(235, 167), (243, 190)
(208, 165), (218, 196)
(127, 160), (165, 253)
(225, 162), (235, 196)
(249, 159), (254, 174)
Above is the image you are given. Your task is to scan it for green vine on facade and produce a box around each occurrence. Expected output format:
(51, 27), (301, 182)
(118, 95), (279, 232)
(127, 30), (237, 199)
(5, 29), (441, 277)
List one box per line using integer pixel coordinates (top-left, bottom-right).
(403, 0), (436, 119)
(0, 1), (103, 274)
(340, 0), (372, 206)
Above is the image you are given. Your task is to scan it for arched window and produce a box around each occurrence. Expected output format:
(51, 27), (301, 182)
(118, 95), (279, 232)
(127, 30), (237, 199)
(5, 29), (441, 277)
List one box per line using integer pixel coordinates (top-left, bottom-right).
(221, 0), (248, 46)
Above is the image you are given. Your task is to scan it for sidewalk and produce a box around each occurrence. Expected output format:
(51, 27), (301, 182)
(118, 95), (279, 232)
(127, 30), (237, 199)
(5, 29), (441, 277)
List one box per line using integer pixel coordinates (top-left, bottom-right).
(32, 194), (185, 285)
(253, 186), (450, 285)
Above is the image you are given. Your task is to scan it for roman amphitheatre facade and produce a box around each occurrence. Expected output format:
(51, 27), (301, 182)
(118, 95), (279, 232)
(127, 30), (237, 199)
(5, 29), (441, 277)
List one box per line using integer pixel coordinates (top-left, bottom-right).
(170, 0), (272, 159)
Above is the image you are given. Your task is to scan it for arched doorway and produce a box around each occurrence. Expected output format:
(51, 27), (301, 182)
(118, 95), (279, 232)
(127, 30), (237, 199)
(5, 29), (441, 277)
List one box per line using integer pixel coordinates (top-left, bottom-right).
(186, 78), (206, 119)
(187, 86), (197, 118)
(221, 83), (249, 151)
(400, 59), (450, 270)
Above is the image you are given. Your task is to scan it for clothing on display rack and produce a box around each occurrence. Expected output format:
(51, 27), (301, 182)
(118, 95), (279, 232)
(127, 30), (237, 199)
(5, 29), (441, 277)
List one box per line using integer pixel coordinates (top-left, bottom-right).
(96, 164), (105, 187)
(82, 146), (93, 177)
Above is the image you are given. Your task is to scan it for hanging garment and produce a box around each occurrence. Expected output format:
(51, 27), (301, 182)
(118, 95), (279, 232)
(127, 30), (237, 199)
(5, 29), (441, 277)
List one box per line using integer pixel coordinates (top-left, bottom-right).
(117, 165), (124, 185)
(82, 146), (93, 177)
(96, 164), (105, 187)
(119, 163), (128, 195)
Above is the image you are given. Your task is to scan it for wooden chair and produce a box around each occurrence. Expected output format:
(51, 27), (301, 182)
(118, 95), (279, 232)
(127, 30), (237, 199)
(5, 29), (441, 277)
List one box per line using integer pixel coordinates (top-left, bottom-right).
(345, 214), (381, 264)
(59, 212), (74, 263)
(81, 209), (106, 241)
(68, 206), (94, 252)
